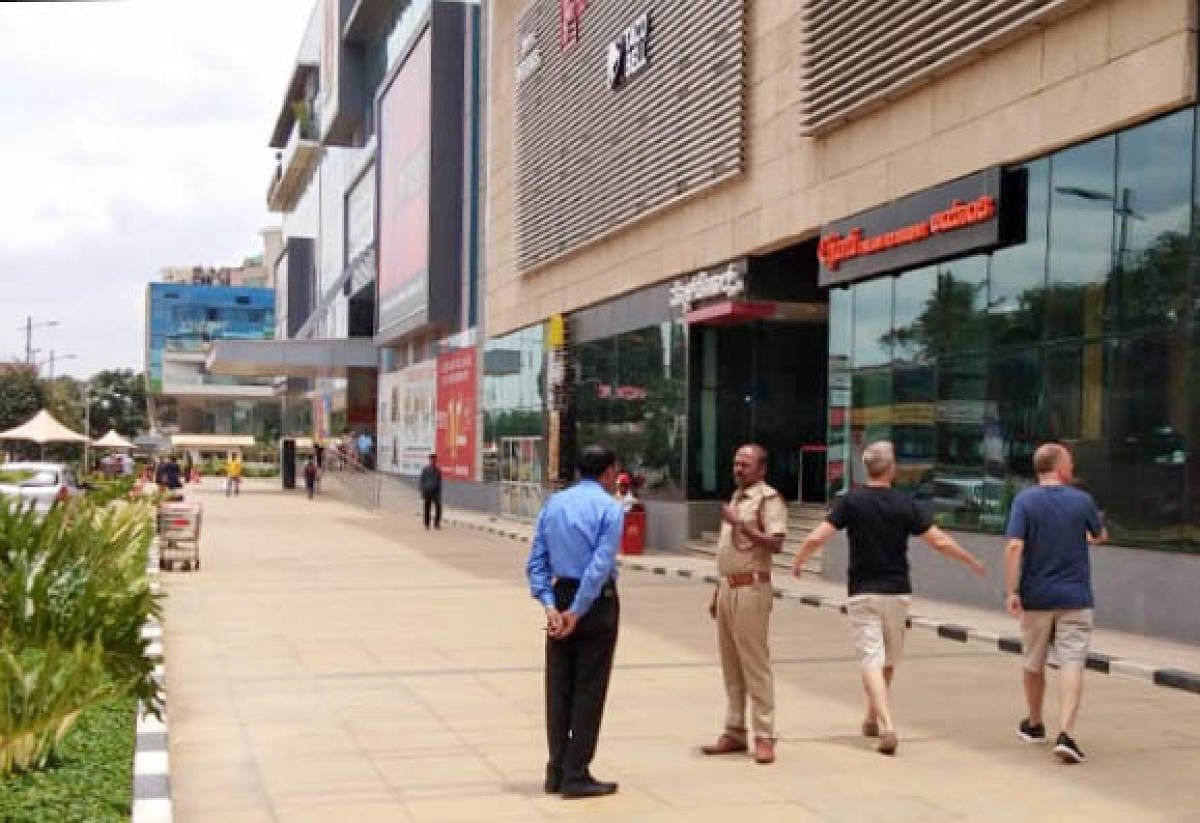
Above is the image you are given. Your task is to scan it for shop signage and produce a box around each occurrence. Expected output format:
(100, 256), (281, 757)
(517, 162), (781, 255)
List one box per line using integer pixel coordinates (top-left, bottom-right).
(436, 348), (478, 481)
(607, 12), (651, 89)
(818, 167), (1007, 287)
(560, 0), (589, 49)
(669, 261), (747, 309)
(516, 31), (542, 84)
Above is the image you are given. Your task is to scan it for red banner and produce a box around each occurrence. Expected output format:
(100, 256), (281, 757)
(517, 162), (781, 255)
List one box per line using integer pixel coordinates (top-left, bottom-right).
(436, 348), (477, 481)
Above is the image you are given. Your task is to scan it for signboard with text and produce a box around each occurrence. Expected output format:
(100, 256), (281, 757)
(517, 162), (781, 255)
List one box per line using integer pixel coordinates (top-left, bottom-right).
(436, 348), (478, 481)
(378, 362), (436, 476)
(818, 167), (1010, 287)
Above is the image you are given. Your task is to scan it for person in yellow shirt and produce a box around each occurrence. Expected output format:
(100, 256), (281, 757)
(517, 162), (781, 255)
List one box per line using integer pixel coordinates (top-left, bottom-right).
(226, 453), (244, 497)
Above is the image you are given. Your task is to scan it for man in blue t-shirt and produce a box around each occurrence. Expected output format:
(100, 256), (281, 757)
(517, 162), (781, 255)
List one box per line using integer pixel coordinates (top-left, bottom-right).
(1005, 442), (1107, 765)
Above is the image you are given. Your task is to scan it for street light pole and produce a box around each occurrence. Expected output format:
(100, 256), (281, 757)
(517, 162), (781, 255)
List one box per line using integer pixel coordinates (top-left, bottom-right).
(20, 317), (59, 366)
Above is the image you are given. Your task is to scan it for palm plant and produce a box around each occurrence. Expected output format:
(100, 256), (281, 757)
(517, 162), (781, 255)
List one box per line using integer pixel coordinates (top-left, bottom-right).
(0, 496), (162, 774)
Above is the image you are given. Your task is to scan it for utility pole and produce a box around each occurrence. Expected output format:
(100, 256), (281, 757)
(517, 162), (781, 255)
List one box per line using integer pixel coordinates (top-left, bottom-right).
(20, 316), (59, 365)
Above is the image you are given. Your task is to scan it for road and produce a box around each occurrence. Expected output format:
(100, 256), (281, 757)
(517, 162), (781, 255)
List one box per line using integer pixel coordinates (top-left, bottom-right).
(162, 479), (1200, 822)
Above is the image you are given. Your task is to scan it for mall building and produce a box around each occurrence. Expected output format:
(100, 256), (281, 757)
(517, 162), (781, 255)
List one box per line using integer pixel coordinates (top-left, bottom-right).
(483, 0), (1200, 640)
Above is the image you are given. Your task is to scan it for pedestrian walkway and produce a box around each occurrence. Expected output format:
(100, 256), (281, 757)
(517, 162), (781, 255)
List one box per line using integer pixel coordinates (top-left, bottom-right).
(163, 479), (1200, 822)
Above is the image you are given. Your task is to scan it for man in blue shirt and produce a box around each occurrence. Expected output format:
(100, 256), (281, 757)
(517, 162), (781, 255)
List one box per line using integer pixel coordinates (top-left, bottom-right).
(1005, 442), (1107, 764)
(526, 444), (624, 798)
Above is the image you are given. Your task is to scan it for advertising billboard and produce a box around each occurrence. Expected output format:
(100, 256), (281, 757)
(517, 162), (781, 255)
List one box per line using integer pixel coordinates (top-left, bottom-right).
(436, 348), (477, 481)
(378, 361), (437, 476)
(377, 28), (432, 340)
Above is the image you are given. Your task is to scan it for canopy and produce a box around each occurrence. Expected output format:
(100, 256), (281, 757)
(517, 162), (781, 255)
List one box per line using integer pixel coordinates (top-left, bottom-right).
(93, 429), (135, 450)
(0, 410), (89, 445)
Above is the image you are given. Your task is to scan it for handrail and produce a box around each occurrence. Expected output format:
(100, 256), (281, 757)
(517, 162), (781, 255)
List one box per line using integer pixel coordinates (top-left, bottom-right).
(322, 452), (381, 509)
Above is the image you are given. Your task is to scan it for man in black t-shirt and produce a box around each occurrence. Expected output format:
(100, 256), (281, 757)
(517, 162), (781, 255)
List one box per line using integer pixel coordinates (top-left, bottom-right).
(792, 441), (985, 755)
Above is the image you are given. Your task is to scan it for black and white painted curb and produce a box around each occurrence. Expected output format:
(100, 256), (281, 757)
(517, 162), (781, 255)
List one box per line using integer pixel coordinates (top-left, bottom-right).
(440, 513), (1200, 698)
(133, 543), (172, 823)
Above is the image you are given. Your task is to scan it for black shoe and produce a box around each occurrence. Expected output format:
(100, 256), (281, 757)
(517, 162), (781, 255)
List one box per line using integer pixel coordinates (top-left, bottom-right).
(544, 765), (563, 794)
(1053, 732), (1085, 764)
(1018, 718), (1047, 744)
(560, 774), (618, 798)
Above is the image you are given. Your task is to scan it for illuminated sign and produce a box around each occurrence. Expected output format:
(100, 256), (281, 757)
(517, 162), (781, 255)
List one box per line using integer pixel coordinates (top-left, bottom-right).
(818, 196), (996, 271)
(818, 167), (1011, 287)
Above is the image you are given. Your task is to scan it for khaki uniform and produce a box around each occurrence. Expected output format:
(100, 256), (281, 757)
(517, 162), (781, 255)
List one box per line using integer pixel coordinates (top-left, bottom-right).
(714, 481), (788, 743)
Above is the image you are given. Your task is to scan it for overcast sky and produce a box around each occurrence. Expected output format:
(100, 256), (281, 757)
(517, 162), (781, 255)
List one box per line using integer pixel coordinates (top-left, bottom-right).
(0, 0), (314, 379)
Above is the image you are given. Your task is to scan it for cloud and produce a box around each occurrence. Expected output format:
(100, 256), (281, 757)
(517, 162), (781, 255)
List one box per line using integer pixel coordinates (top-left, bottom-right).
(0, 0), (314, 378)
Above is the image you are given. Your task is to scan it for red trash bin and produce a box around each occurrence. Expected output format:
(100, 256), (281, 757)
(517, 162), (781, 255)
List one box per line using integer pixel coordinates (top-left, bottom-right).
(621, 509), (646, 555)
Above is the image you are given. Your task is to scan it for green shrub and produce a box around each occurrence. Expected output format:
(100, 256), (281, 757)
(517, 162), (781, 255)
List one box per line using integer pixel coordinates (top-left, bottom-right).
(0, 694), (135, 822)
(0, 497), (161, 776)
(84, 477), (136, 507)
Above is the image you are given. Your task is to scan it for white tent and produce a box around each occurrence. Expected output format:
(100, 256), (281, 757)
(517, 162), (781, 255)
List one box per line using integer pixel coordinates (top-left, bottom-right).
(0, 410), (89, 459)
(0, 410), (89, 445)
(93, 429), (135, 450)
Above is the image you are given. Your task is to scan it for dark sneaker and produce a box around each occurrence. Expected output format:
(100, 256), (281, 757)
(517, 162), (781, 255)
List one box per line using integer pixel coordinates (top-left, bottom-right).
(878, 730), (898, 756)
(1053, 732), (1086, 764)
(1018, 718), (1047, 744)
(862, 718), (880, 738)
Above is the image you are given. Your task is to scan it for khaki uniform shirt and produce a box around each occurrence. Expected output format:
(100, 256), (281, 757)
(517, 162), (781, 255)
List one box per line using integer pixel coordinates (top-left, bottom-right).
(716, 481), (789, 576)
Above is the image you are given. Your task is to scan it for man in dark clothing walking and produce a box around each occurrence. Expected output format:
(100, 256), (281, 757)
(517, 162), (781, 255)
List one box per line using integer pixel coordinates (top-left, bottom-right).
(1005, 442), (1107, 764)
(419, 452), (442, 529)
(526, 444), (624, 799)
(792, 440), (985, 755)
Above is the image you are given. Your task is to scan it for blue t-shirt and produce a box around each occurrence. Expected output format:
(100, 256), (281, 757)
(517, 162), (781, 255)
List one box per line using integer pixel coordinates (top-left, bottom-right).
(1005, 485), (1103, 610)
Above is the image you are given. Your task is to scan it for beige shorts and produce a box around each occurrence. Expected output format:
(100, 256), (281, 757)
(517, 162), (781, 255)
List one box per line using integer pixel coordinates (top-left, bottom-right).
(1021, 609), (1093, 672)
(847, 594), (912, 668)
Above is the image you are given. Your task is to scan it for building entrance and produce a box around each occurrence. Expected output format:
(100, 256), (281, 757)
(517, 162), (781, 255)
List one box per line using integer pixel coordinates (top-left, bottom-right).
(688, 319), (828, 502)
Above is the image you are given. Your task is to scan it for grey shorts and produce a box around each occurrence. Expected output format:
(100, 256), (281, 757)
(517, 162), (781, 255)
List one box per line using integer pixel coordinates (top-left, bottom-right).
(846, 594), (912, 668)
(1020, 609), (1094, 672)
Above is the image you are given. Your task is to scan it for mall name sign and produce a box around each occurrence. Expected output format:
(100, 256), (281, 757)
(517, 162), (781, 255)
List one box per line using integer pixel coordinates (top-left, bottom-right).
(669, 261), (746, 309)
(817, 166), (1008, 287)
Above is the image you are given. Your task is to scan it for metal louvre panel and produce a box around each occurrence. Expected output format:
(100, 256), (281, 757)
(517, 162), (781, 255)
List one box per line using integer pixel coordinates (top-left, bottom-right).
(514, 0), (746, 273)
(800, 0), (1094, 136)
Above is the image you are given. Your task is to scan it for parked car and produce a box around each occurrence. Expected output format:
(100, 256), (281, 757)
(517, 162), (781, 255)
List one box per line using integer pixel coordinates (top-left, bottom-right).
(0, 462), (86, 515)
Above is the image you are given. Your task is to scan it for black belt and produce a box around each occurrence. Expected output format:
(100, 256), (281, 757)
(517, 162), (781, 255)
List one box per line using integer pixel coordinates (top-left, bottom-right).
(553, 577), (617, 598)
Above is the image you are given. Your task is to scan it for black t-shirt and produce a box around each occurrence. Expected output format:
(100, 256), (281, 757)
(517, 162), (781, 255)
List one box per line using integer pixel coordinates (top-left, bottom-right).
(828, 486), (934, 596)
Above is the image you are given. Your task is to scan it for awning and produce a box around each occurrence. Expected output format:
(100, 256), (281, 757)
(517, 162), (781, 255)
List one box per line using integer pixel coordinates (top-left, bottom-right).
(684, 300), (777, 326)
(171, 434), (256, 450)
(0, 410), (89, 445)
(206, 339), (378, 378)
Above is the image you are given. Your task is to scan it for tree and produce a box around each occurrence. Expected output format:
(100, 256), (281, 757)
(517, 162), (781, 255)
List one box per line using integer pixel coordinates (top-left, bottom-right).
(0, 363), (44, 432)
(43, 375), (84, 433)
(86, 370), (149, 438)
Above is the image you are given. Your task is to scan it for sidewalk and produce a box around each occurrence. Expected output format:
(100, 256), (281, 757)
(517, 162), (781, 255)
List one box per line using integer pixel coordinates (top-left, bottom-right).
(162, 479), (1200, 822)
(437, 504), (1200, 685)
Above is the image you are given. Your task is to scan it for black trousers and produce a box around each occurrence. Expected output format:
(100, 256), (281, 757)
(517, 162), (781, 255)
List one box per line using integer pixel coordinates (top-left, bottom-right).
(545, 578), (619, 782)
(423, 493), (442, 528)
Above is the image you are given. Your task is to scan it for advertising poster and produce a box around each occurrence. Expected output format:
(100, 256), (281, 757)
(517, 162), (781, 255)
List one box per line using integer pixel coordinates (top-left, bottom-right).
(377, 362), (436, 476)
(377, 29), (432, 340)
(436, 348), (477, 481)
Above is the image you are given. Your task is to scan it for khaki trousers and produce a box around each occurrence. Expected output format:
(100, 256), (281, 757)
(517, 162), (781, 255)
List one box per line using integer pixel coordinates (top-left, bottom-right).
(715, 581), (774, 742)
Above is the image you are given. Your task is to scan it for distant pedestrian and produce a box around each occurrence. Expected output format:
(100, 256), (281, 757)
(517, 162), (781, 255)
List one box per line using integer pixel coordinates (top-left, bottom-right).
(225, 453), (243, 497)
(700, 444), (788, 765)
(1005, 442), (1106, 764)
(157, 456), (183, 493)
(793, 440), (985, 755)
(303, 457), (319, 500)
(356, 430), (374, 469)
(526, 444), (623, 798)
(419, 452), (442, 529)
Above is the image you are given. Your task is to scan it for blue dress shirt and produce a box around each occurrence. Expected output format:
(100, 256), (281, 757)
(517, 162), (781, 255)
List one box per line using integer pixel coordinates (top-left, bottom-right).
(526, 480), (624, 616)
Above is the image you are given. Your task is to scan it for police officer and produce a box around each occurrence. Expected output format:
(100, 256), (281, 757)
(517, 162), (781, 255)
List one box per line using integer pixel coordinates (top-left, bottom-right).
(701, 443), (788, 764)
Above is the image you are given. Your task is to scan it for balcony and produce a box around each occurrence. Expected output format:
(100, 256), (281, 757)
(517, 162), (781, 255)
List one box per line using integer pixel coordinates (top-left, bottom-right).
(267, 113), (320, 212)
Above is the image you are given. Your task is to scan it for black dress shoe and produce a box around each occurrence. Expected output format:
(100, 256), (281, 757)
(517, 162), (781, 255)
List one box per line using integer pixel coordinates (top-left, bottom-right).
(560, 776), (618, 798)
(544, 765), (563, 793)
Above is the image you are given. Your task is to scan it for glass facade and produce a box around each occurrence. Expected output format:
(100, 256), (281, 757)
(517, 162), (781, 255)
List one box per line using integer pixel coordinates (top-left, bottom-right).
(482, 324), (546, 481)
(828, 106), (1200, 551)
(146, 284), (276, 393)
(573, 321), (687, 500)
